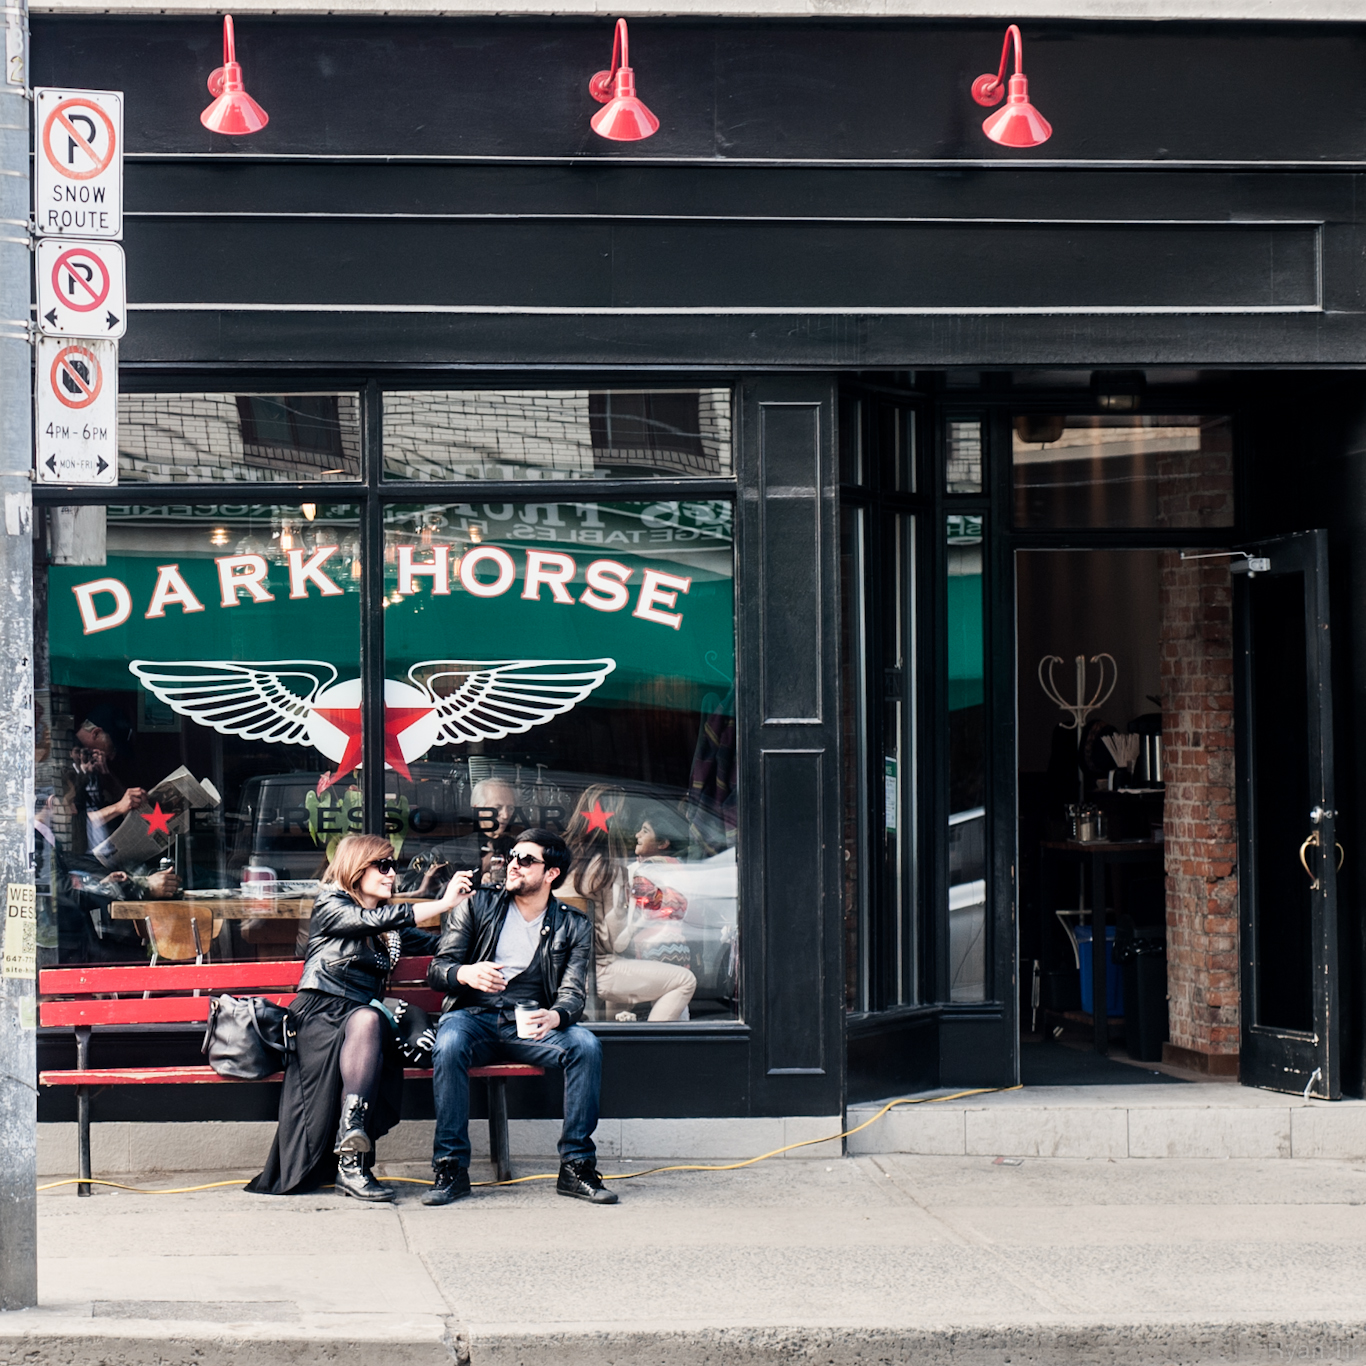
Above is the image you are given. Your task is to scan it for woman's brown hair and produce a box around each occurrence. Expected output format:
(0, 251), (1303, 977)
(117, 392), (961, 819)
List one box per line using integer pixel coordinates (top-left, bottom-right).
(565, 784), (632, 903)
(322, 833), (396, 896)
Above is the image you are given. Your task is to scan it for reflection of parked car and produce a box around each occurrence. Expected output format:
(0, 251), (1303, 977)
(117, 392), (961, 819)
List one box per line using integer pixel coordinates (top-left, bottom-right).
(230, 764), (738, 1009)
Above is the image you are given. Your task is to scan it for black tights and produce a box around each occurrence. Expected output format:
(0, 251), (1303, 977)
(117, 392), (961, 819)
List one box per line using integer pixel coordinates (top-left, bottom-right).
(338, 1008), (384, 1103)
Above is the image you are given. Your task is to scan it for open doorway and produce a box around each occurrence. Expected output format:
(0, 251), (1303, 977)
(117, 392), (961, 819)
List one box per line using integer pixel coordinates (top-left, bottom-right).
(1016, 548), (1179, 1082)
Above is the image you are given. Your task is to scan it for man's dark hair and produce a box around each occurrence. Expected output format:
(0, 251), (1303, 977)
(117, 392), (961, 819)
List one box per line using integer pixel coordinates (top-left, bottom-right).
(518, 828), (571, 885)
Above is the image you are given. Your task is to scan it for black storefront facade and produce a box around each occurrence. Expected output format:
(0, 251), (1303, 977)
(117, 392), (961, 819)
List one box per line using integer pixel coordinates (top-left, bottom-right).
(30, 12), (1366, 1151)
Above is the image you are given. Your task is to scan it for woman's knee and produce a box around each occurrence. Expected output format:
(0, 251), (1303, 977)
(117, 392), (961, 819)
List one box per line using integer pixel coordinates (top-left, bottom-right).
(347, 1007), (384, 1041)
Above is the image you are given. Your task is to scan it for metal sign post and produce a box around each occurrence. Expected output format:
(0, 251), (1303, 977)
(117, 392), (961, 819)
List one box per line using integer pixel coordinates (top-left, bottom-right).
(0, 0), (37, 1314)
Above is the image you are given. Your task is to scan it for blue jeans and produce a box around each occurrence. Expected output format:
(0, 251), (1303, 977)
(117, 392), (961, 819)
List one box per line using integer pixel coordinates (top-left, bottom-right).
(431, 1010), (603, 1168)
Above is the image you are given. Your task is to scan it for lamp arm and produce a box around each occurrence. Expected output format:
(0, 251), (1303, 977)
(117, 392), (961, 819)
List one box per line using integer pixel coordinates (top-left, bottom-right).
(615, 17), (629, 73)
(223, 13), (236, 67)
(986, 24), (1022, 98)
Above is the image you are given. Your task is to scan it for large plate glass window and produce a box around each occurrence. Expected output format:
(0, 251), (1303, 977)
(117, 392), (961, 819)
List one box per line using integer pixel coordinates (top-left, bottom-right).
(383, 389), (732, 481)
(36, 503), (361, 967)
(379, 497), (738, 1024)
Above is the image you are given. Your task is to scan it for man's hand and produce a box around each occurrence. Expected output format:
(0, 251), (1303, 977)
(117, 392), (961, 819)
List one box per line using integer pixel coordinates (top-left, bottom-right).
(521, 1008), (560, 1041)
(438, 870), (475, 911)
(114, 786), (146, 816)
(145, 869), (180, 899)
(456, 961), (508, 994)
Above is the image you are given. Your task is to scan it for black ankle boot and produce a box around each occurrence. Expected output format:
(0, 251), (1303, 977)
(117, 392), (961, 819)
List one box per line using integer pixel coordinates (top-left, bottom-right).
(334, 1094), (371, 1154)
(421, 1160), (471, 1206)
(335, 1151), (393, 1202)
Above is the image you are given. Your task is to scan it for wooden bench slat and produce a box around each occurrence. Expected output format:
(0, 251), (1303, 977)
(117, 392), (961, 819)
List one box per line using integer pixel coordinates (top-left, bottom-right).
(40, 1063), (544, 1085)
(40, 994), (297, 1028)
(40, 960), (306, 995)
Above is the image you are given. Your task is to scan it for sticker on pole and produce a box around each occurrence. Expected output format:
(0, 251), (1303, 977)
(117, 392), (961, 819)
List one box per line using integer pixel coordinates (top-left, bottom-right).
(36, 238), (126, 338)
(34, 87), (123, 239)
(36, 335), (118, 485)
(3, 884), (36, 980)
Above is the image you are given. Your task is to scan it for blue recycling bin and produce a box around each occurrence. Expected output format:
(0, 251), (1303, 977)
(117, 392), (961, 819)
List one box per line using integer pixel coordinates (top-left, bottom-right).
(1075, 926), (1124, 1018)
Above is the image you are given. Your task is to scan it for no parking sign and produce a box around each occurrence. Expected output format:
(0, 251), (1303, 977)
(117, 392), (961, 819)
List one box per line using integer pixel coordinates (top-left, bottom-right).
(36, 238), (126, 338)
(34, 88), (123, 238)
(35, 336), (118, 485)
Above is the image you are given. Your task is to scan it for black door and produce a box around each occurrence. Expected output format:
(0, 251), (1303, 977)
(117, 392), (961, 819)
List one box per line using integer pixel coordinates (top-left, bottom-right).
(1234, 530), (1338, 1098)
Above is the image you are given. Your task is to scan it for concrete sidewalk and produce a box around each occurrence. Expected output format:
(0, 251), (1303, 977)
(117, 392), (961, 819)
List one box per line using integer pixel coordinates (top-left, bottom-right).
(10, 1147), (1366, 1366)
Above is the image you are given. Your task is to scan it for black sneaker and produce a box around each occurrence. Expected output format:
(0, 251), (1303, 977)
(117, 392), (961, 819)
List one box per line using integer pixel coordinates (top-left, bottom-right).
(556, 1159), (619, 1204)
(422, 1161), (471, 1206)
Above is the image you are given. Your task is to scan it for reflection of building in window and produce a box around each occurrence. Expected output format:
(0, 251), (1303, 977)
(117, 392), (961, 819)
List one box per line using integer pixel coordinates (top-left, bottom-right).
(237, 396), (359, 477)
(117, 393), (362, 483)
(381, 389), (732, 481)
(588, 392), (716, 477)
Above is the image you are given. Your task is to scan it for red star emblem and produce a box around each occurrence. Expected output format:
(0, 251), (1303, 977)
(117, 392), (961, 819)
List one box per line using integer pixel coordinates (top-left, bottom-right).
(312, 705), (435, 792)
(583, 801), (613, 835)
(142, 802), (174, 837)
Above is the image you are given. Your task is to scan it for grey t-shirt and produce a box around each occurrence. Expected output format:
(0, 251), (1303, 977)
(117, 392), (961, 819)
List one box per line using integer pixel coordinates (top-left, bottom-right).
(492, 907), (546, 1009)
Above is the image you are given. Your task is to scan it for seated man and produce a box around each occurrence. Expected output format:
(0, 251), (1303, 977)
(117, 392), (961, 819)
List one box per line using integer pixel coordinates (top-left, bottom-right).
(424, 827), (618, 1207)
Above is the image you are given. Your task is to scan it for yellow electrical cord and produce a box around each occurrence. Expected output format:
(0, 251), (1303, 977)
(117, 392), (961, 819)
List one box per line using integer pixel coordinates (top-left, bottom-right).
(36, 1085), (1019, 1195)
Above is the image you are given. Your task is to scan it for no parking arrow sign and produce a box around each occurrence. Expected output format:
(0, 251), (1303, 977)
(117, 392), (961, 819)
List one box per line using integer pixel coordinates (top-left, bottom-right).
(34, 88), (123, 238)
(36, 336), (117, 485)
(36, 238), (126, 338)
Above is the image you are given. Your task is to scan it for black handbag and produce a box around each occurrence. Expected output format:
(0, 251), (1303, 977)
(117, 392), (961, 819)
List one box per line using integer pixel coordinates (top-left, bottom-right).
(202, 994), (293, 1080)
(375, 996), (436, 1066)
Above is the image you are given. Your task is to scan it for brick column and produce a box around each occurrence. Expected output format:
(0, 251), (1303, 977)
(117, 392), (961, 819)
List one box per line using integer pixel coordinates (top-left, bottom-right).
(1158, 551), (1239, 1076)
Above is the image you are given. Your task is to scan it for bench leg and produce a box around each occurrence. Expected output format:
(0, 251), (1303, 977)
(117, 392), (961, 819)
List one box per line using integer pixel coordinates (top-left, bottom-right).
(76, 1027), (92, 1198)
(488, 1078), (511, 1183)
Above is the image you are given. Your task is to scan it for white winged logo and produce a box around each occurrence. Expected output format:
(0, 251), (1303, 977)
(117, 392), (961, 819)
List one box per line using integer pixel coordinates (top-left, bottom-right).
(128, 658), (616, 791)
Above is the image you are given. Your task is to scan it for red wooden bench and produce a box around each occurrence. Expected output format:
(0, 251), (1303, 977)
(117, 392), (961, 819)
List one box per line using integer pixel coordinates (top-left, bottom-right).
(38, 955), (542, 1193)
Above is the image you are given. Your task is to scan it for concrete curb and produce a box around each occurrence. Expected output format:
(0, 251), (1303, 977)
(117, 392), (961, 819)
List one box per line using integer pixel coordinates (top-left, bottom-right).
(468, 1320), (1366, 1366)
(7, 1318), (1366, 1366)
(0, 1314), (465, 1366)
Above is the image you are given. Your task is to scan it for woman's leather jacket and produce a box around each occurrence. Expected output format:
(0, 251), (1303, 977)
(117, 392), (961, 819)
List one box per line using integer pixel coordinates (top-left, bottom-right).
(297, 887), (418, 1004)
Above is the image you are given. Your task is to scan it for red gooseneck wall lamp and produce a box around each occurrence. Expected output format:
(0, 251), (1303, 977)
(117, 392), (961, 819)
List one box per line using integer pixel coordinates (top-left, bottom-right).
(971, 24), (1051, 148)
(589, 19), (659, 142)
(201, 15), (270, 135)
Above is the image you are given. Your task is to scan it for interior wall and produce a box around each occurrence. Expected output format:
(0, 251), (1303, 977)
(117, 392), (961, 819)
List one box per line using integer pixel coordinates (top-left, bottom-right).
(1016, 550), (1163, 774)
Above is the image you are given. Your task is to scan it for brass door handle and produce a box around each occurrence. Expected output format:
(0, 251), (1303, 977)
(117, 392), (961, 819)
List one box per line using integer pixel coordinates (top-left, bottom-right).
(1300, 830), (1321, 890)
(1299, 830), (1345, 889)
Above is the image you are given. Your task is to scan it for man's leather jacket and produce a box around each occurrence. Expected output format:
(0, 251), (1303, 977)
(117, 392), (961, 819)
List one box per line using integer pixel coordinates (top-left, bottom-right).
(427, 888), (591, 1027)
(297, 887), (418, 1004)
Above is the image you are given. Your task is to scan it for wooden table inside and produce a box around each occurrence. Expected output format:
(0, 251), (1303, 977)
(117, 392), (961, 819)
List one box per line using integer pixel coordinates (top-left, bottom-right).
(111, 898), (315, 920)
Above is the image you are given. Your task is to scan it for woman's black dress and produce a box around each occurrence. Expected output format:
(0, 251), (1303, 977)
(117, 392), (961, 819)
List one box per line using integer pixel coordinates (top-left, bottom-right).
(246, 889), (436, 1195)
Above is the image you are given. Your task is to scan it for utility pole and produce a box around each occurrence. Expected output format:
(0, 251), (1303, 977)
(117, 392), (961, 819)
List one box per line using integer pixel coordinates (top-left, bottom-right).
(0, 0), (37, 1313)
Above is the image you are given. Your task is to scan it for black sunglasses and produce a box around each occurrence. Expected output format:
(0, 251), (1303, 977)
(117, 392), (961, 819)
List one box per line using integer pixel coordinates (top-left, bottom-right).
(507, 851), (544, 868)
(367, 858), (399, 874)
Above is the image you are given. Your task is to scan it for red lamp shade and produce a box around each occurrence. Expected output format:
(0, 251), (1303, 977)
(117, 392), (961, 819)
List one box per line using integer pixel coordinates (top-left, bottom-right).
(589, 19), (659, 142)
(971, 24), (1051, 148)
(201, 15), (269, 136)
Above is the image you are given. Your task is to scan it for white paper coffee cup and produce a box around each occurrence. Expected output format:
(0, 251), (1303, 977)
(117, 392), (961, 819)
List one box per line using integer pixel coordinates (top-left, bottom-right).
(514, 1004), (539, 1038)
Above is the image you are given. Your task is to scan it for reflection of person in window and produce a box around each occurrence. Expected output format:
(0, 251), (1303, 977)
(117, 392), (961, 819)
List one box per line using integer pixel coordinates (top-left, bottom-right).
(626, 801), (693, 982)
(471, 777), (522, 888)
(563, 785), (695, 1023)
(57, 704), (180, 960)
(407, 777), (525, 898)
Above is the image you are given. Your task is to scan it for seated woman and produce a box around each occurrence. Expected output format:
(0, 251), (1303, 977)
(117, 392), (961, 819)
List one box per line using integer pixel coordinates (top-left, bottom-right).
(247, 833), (471, 1201)
(563, 786), (695, 1023)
